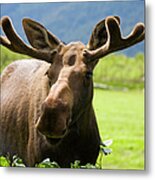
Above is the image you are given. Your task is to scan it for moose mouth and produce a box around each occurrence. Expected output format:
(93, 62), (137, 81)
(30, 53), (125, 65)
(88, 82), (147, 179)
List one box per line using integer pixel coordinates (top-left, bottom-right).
(46, 137), (62, 145)
(45, 134), (66, 145)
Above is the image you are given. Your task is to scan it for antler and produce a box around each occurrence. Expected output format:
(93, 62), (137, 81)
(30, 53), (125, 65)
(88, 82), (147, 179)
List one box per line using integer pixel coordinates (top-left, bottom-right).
(83, 16), (145, 62)
(0, 16), (57, 62)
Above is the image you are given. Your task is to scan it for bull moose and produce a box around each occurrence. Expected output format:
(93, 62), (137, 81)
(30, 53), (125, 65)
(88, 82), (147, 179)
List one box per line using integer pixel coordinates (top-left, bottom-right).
(0, 16), (145, 167)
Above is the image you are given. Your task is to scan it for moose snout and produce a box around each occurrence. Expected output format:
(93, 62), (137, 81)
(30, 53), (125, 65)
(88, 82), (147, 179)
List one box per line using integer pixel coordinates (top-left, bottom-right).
(36, 102), (72, 138)
(36, 82), (73, 141)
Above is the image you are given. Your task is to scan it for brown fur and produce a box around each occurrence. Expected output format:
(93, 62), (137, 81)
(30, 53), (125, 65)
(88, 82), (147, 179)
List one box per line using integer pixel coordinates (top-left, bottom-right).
(0, 45), (100, 167)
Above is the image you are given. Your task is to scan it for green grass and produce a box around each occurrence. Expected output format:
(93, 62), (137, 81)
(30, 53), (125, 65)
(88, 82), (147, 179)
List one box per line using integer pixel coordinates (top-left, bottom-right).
(93, 89), (144, 169)
(0, 46), (28, 72)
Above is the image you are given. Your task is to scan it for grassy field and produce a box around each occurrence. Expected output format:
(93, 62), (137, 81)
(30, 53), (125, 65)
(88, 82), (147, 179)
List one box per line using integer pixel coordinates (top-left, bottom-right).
(93, 89), (144, 170)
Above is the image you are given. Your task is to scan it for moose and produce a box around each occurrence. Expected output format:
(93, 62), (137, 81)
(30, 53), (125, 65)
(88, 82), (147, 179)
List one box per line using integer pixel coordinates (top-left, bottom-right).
(0, 16), (145, 167)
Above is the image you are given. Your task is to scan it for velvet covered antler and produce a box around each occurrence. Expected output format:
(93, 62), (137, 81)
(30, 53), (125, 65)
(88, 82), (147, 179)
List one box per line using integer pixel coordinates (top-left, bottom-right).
(84, 16), (145, 62)
(0, 16), (60, 62)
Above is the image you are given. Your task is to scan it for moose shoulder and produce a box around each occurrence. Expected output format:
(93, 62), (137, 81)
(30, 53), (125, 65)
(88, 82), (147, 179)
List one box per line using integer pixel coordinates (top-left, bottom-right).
(0, 16), (145, 167)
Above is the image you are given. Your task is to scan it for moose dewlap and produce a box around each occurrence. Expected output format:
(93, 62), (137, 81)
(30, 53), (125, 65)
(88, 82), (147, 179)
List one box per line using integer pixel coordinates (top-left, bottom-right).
(0, 16), (145, 167)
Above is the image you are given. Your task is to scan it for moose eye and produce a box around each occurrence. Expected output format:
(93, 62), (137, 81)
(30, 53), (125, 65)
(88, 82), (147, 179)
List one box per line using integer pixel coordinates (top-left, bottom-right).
(68, 55), (76, 66)
(85, 71), (93, 79)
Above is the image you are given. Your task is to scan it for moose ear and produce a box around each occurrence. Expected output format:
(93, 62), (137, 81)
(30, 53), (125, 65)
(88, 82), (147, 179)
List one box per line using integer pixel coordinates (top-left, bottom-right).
(88, 16), (120, 50)
(22, 18), (61, 50)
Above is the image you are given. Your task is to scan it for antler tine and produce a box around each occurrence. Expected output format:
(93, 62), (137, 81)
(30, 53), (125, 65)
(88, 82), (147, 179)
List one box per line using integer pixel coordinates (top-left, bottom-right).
(0, 16), (56, 62)
(84, 16), (145, 62)
(0, 35), (12, 50)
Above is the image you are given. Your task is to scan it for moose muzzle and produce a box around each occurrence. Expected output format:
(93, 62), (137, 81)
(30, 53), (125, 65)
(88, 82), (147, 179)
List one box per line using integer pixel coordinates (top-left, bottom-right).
(36, 80), (73, 143)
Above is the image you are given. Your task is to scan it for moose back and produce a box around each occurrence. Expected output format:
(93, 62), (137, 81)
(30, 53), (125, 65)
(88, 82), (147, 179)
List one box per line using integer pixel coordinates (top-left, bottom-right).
(0, 16), (145, 167)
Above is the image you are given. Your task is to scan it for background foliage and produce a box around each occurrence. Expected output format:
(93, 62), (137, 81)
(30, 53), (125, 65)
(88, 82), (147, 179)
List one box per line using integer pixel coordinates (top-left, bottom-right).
(94, 53), (144, 90)
(0, 47), (144, 90)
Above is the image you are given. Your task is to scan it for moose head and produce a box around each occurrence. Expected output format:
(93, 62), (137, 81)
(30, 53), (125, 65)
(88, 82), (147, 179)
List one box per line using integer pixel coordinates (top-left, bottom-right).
(0, 16), (145, 145)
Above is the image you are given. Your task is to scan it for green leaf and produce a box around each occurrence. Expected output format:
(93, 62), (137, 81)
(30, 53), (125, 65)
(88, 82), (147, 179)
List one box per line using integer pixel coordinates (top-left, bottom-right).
(36, 158), (60, 168)
(100, 148), (112, 155)
(101, 139), (113, 147)
(70, 160), (81, 168)
(0, 156), (10, 167)
(80, 163), (96, 169)
(12, 155), (25, 167)
(100, 139), (113, 156)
